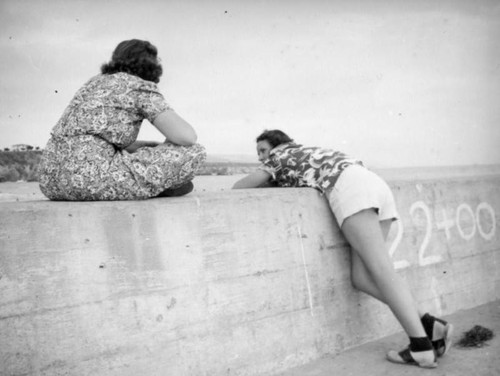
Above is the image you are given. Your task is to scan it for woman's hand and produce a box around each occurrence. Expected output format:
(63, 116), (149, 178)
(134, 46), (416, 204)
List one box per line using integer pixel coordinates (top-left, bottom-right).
(124, 140), (160, 153)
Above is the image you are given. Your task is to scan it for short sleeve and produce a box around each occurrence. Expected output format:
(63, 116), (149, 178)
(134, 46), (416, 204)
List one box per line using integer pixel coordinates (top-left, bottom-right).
(135, 82), (173, 123)
(258, 160), (278, 181)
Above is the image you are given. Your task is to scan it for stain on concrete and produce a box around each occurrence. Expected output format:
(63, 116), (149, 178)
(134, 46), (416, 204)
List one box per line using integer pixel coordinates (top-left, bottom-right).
(166, 297), (177, 310)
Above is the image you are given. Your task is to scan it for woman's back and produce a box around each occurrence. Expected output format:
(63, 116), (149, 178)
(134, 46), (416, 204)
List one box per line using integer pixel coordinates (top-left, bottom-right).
(52, 72), (168, 148)
(39, 39), (206, 201)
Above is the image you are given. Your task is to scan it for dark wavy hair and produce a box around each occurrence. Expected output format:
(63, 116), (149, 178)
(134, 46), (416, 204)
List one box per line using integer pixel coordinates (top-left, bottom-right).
(256, 129), (294, 148)
(101, 39), (163, 83)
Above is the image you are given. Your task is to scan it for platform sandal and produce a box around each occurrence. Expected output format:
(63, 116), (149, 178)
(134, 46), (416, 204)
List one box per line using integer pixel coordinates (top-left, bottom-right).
(421, 313), (454, 357)
(386, 347), (437, 368)
(433, 321), (453, 356)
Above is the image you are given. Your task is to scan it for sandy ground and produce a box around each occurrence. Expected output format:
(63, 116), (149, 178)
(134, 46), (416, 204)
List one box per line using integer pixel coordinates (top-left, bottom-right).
(0, 175), (245, 202)
(2, 164), (500, 203)
(277, 300), (500, 376)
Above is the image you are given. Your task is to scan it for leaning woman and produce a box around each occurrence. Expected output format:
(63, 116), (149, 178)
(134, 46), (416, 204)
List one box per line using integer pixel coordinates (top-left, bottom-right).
(233, 129), (453, 369)
(39, 39), (206, 200)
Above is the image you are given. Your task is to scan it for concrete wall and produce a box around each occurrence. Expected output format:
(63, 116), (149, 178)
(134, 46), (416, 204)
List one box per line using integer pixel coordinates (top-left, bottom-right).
(1, 171), (499, 376)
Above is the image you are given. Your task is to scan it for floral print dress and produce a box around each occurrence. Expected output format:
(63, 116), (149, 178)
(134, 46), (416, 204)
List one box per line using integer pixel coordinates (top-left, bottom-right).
(39, 72), (206, 200)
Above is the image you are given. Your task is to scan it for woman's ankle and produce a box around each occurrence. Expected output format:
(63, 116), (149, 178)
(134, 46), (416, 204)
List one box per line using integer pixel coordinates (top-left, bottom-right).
(409, 336), (433, 352)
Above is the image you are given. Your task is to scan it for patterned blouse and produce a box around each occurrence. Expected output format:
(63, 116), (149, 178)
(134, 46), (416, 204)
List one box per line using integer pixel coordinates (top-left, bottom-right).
(259, 142), (363, 194)
(39, 72), (206, 200)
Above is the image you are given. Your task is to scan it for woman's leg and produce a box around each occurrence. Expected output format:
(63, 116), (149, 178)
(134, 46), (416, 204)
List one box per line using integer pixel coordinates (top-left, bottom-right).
(350, 250), (384, 300)
(350, 219), (388, 300)
(330, 165), (449, 365)
(343, 209), (438, 367)
(349, 215), (453, 361)
(342, 209), (426, 338)
(350, 219), (425, 316)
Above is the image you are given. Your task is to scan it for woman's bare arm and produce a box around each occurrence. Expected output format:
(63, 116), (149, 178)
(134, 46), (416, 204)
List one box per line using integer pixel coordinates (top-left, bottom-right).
(232, 170), (273, 189)
(153, 111), (198, 146)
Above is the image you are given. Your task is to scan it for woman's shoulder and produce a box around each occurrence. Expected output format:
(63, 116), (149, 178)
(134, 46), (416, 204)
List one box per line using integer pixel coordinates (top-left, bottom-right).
(111, 72), (159, 90)
(85, 72), (157, 90)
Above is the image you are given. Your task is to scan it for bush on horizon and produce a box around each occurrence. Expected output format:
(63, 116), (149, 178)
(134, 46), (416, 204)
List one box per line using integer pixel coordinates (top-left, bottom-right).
(0, 151), (258, 182)
(0, 151), (42, 182)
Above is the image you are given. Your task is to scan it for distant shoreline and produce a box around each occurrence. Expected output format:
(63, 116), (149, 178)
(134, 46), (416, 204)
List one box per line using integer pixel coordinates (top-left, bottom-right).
(0, 150), (259, 182)
(2, 150), (499, 183)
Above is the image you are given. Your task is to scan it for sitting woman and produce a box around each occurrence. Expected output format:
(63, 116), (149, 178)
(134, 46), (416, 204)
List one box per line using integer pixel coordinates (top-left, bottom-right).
(233, 129), (453, 368)
(39, 39), (206, 200)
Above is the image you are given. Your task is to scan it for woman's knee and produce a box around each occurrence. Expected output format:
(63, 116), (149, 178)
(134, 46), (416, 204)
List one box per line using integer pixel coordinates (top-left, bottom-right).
(351, 272), (363, 290)
(350, 259), (369, 291)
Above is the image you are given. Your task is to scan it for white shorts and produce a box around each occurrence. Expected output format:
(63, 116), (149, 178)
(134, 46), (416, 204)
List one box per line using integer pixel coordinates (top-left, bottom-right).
(327, 165), (399, 227)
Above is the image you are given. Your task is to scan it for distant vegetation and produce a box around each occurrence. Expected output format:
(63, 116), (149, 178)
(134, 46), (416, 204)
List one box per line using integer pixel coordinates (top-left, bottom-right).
(0, 150), (258, 182)
(198, 162), (258, 176)
(0, 151), (42, 182)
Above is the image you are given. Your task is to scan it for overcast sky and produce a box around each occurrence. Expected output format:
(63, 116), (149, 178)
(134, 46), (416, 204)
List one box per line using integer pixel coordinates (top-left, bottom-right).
(1, 0), (499, 167)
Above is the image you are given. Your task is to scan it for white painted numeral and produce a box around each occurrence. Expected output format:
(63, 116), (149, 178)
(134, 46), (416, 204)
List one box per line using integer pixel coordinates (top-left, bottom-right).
(387, 200), (496, 269)
(456, 204), (476, 241)
(388, 219), (410, 269)
(410, 201), (443, 267)
(476, 202), (496, 241)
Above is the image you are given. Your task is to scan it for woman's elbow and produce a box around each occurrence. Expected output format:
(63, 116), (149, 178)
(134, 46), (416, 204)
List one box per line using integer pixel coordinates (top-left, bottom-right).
(179, 137), (197, 146)
(173, 131), (198, 146)
(186, 129), (198, 144)
(232, 181), (244, 189)
(232, 176), (251, 189)
(232, 176), (261, 189)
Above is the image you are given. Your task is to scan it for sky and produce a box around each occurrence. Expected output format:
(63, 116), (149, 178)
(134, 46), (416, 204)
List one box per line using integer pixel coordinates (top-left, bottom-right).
(1, 0), (499, 167)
